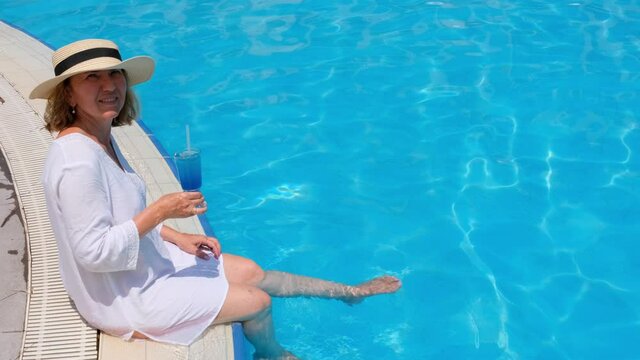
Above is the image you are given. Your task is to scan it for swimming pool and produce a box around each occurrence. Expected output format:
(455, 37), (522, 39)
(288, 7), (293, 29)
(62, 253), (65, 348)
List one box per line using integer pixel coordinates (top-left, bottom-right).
(4, 1), (640, 358)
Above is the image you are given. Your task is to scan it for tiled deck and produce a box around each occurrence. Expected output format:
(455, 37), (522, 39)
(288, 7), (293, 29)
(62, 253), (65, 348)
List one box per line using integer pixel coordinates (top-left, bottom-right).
(0, 20), (238, 360)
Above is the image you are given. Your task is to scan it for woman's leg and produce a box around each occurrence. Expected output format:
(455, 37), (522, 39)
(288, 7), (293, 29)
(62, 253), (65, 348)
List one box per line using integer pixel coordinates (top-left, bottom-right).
(213, 283), (296, 360)
(222, 254), (401, 303)
(223, 253), (267, 286)
(259, 271), (401, 304)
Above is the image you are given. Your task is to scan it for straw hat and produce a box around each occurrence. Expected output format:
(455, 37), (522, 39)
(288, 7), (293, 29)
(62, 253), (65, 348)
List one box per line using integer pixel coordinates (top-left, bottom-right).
(30, 39), (155, 99)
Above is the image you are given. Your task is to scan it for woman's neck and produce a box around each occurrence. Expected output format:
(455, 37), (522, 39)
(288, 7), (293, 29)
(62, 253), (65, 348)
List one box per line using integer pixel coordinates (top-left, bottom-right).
(64, 117), (112, 148)
(59, 121), (123, 170)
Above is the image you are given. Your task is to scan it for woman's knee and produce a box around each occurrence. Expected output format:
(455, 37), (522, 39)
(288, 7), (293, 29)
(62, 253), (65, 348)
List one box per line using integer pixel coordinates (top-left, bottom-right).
(244, 258), (266, 285)
(241, 285), (272, 314)
(253, 287), (272, 311)
(214, 284), (271, 324)
(225, 254), (266, 285)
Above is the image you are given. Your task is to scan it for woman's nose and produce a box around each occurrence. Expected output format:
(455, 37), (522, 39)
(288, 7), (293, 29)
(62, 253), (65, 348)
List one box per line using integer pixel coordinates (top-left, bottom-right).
(100, 74), (116, 90)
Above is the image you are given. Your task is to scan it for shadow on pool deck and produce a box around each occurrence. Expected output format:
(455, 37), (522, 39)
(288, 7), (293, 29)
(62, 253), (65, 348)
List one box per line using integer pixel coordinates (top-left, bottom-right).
(0, 147), (27, 360)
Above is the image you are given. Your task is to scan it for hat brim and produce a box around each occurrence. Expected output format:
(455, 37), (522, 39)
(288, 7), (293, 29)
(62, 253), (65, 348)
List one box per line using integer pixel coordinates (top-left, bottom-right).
(29, 56), (155, 99)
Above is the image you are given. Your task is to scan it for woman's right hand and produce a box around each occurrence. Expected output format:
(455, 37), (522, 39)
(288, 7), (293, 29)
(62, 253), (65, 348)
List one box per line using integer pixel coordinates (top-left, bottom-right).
(154, 191), (207, 219)
(133, 191), (207, 238)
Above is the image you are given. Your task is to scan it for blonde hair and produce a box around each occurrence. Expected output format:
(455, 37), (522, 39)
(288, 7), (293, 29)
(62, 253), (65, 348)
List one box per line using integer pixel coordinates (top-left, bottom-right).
(43, 72), (140, 132)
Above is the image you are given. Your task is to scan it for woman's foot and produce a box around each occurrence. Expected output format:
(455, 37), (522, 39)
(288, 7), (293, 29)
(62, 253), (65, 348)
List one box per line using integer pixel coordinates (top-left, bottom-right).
(340, 275), (402, 305)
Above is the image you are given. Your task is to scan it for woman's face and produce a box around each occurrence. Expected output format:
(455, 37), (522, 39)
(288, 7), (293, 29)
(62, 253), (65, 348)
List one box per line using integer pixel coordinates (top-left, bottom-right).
(67, 69), (127, 123)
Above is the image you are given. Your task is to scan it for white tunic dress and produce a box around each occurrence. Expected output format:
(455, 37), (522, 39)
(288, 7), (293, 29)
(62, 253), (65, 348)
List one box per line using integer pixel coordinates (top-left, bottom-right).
(41, 133), (229, 345)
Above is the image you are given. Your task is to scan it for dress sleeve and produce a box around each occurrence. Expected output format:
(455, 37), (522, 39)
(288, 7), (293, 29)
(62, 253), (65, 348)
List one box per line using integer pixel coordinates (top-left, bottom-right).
(54, 156), (140, 273)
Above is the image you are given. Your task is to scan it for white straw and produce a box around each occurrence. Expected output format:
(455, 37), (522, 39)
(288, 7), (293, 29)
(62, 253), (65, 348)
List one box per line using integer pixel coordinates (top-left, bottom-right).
(186, 124), (191, 151)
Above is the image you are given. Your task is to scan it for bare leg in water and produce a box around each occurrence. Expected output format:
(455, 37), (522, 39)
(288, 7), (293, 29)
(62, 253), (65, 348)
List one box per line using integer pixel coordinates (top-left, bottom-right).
(217, 254), (401, 359)
(223, 254), (402, 303)
(260, 271), (401, 304)
(212, 283), (296, 360)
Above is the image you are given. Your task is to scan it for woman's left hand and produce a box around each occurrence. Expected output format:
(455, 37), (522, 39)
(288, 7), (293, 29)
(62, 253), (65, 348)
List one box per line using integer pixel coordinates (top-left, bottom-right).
(175, 233), (222, 260)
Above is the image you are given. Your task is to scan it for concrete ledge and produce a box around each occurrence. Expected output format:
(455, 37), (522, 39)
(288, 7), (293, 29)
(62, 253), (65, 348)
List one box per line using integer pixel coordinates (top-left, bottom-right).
(99, 326), (235, 360)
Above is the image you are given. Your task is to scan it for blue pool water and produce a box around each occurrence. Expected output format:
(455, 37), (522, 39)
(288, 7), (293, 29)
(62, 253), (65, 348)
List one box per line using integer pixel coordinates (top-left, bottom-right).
(4, 1), (640, 359)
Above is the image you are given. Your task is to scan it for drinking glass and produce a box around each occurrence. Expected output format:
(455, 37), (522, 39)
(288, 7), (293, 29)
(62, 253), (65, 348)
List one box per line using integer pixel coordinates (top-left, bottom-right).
(174, 148), (202, 191)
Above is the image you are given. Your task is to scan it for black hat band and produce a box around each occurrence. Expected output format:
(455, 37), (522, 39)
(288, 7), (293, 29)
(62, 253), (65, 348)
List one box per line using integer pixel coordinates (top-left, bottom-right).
(54, 47), (122, 76)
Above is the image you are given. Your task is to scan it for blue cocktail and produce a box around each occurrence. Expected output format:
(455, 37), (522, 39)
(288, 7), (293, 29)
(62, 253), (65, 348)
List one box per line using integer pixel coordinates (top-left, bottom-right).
(174, 149), (202, 191)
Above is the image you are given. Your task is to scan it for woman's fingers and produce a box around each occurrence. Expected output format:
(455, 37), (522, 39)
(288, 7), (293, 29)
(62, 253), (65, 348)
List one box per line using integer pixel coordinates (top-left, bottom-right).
(194, 201), (207, 216)
(208, 236), (221, 258)
(186, 193), (206, 216)
(195, 248), (210, 260)
(182, 190), (203, 200)
(179, 233), (221, 260)
(198, 236), (221, 259)
(166, 191), (207, 218)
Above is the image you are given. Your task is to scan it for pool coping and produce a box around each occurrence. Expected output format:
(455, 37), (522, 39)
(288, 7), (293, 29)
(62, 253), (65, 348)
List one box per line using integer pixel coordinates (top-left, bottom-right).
(0, 20), (245, 360)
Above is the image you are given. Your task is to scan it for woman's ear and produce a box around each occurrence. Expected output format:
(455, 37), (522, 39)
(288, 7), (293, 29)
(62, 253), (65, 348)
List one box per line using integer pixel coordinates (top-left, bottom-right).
(65, 85), (75, 108)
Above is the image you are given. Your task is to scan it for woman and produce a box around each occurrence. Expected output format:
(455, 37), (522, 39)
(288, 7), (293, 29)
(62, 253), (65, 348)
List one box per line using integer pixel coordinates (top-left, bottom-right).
(31, 39), (401, 360)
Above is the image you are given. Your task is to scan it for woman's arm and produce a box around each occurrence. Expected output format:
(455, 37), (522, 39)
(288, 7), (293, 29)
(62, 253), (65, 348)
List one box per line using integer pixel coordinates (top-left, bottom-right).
(159, 224), (222, 260)
(132, 191), (207, 237)
(54, 158), (140, 272)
